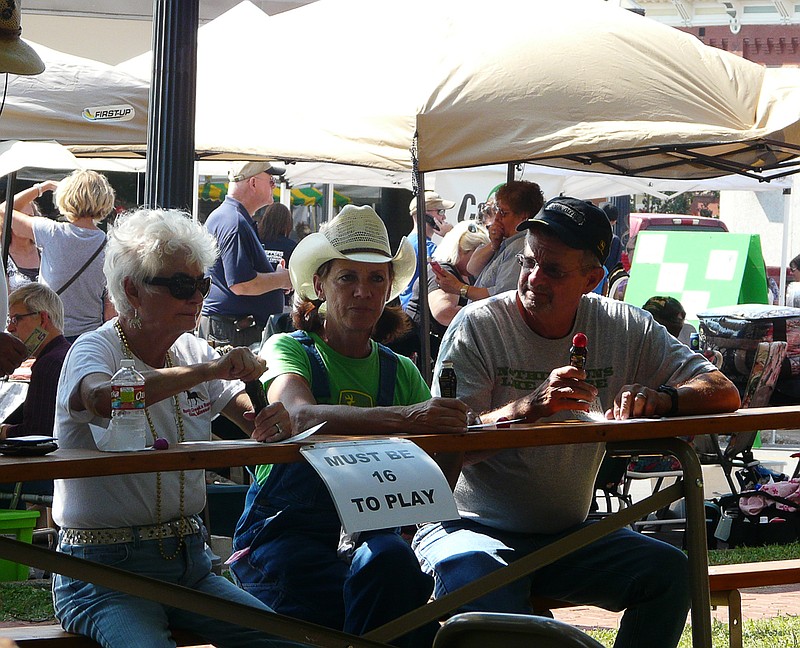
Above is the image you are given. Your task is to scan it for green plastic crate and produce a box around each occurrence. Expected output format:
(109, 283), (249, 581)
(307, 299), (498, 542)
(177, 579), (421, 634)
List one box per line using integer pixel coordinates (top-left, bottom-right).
(0, 509), (40, 581)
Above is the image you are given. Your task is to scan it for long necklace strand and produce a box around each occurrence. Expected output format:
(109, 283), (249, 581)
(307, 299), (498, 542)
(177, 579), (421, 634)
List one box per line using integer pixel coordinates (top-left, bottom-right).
(115, 321), (187, 560)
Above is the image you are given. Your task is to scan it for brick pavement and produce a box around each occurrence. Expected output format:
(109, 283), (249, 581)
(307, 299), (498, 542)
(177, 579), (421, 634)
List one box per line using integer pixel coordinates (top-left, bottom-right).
(551, 583), (800, 630)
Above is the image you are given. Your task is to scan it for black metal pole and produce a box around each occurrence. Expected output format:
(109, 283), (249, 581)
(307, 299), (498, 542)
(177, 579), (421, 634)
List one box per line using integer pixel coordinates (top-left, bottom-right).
(145, 0), (199, 210)
(2, 172), (17, 270)
(415, 173), (432, 385)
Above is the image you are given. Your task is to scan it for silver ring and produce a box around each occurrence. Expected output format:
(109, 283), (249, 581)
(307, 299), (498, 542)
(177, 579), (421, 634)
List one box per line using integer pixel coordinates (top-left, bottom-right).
(635, 392), (647, 399)
(274, 423), (283, 435)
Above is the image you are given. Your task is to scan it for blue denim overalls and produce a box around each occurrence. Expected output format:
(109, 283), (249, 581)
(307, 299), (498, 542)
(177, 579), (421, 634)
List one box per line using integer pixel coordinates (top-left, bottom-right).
(231, 332), (437, 647)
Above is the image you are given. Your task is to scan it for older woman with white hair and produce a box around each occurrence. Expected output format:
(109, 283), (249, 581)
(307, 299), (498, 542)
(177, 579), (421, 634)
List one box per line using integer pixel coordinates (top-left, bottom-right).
(405, 220), (489, 362)
(12, 170), (116, 341)
(52, 209), (297, 648)
(232, 205), (468, 648)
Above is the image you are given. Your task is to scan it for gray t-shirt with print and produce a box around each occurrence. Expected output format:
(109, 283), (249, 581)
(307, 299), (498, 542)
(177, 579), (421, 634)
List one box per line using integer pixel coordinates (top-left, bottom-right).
(433, 291), (714, 534)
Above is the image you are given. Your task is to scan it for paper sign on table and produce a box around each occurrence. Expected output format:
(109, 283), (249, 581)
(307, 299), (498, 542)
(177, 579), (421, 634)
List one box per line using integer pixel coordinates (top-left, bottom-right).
(300, 438), (459, 533)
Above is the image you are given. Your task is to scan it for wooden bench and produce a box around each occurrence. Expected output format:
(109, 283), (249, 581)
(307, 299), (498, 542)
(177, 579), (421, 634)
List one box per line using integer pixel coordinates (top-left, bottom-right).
(0, 625), (206, 647)
(532, 559), (800, 648)
(708, 559), (800, 648)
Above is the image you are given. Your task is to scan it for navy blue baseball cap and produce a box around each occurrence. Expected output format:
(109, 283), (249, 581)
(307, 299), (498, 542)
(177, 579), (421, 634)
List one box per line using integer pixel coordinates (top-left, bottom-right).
(517, 196), (613, 264)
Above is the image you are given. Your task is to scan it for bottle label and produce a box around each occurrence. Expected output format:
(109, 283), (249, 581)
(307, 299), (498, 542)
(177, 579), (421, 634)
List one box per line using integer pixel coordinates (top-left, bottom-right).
(111, 385), (145, 411)
(439, 369), (457, 398)
(569, 349), (587, 370)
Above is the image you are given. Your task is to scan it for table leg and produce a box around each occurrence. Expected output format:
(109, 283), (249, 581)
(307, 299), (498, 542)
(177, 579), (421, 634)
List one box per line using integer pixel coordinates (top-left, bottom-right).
(611, 437), (712, 648)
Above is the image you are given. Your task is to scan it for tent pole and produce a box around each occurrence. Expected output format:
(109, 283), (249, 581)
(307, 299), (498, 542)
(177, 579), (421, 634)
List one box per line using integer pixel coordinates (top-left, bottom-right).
(780, 187), (792, 306)
(144, 0), (198, 210)
(2, 172), (17, 272)
(415, 174), (433, 385)
(506, 163), (515, 185)
(324, 184), (334, 221)
(192, 160), (200, 222)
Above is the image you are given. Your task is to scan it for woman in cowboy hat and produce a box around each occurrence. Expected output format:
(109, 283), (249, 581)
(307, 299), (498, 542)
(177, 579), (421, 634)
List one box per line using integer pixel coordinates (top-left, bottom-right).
(231, 205), (468, 648)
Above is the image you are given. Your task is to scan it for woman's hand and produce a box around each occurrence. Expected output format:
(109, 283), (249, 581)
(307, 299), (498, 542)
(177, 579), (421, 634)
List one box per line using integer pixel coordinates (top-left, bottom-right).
(38, 180), (59, 195)
(432, 264), (463, 296)
(207, 347), (266, 383)
(401, 397), (468, 434)
(249, 402), (293, 442)
(488, 220), (505, 250)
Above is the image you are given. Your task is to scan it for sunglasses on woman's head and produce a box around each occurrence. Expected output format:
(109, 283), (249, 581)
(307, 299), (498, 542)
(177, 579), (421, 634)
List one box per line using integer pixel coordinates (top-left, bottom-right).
(144, 273), (211, 300)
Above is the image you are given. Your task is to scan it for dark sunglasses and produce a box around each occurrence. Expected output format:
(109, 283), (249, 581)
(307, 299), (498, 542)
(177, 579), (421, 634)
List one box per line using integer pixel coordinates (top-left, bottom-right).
(144, 273), (211, 300)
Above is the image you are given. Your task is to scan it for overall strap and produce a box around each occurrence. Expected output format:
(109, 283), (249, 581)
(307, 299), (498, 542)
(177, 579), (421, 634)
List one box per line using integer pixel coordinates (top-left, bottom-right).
(375, 343), (398, 407)
(288, 331), (398, 406)
(288, 330), (330, 400)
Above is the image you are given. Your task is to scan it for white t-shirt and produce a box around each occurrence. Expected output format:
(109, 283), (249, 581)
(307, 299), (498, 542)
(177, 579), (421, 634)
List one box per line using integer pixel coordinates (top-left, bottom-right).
(433, 291), (715, 534)
(53, 320), (242, 529)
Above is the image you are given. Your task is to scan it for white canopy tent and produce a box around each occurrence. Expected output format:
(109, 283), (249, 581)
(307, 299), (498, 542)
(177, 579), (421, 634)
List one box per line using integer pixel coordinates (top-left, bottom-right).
(0, 140), (82, 177)
(99, 0), (800, 183)
(1, 42), (149, 147)
(159, 0), (800, 182)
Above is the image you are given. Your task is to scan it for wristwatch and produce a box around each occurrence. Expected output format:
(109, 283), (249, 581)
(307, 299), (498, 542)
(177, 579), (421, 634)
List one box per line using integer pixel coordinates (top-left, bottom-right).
(657, 384), (679, 417)
(459, 284), (469, 299)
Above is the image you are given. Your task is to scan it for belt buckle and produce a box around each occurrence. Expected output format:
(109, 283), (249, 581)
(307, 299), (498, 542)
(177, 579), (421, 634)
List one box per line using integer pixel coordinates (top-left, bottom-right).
(234, 315), (256, 331)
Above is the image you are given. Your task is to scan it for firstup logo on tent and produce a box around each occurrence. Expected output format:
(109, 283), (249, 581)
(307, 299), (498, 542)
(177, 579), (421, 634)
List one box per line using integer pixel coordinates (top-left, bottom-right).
(82, 105), (135, 122)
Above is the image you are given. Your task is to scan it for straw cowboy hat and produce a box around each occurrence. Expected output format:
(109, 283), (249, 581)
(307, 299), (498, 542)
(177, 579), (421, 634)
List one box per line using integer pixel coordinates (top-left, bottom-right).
(289, 204), (415, 304)
(0, 2), (44, 75)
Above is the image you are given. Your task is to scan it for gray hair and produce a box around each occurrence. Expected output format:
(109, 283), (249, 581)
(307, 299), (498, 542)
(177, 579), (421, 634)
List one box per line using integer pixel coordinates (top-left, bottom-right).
(104, 208), (218, 318)
(8, 282), (64, 331)
(432, 221), (489, 266)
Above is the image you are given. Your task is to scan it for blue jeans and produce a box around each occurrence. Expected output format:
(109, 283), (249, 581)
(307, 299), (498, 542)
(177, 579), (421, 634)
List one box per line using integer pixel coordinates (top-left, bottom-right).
(53, 529), (302, 648)
(232, 463), (438, 648)
(412, 518), (690, 648)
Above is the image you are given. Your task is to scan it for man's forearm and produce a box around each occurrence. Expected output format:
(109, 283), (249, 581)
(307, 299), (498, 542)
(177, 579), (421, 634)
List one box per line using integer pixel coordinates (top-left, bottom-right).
(230, 270), (289, 296)
(674, 371), (741, 415)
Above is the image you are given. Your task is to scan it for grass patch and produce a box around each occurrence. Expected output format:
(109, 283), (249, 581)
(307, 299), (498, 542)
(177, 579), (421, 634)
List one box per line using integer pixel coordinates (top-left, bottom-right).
(586, 616), (800, 647)
(0, 581), (54, 623)
(707, 542), (800, 565)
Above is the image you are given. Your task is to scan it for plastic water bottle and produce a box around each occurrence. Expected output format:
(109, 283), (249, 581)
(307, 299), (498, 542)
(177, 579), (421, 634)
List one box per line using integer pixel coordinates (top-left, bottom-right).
(439, 360), (457, 398)
(108, 359), (148, 451)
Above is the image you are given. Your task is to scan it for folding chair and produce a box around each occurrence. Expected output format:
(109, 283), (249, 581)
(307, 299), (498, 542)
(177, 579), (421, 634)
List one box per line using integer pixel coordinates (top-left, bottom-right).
(433, 612), (604, 648)
(706, 340), (788, 493)
(590, 454), (631, 518)
(620, 341), (789, 542)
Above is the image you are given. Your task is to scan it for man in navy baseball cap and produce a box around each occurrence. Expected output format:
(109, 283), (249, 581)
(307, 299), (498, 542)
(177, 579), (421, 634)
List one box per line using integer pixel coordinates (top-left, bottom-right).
(517, 196), (613, 265)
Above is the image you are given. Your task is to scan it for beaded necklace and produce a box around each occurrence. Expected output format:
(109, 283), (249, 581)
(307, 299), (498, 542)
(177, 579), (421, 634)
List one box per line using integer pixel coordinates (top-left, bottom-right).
(114, 320), (187, 560)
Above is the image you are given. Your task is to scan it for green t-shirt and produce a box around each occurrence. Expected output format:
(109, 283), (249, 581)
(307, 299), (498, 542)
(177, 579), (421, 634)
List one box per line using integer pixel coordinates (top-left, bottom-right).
(254, 331), (431, 483)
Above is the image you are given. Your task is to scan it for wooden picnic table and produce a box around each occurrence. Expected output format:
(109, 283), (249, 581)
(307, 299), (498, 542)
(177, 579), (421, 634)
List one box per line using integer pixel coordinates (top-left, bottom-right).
(0, 405), (798, 647)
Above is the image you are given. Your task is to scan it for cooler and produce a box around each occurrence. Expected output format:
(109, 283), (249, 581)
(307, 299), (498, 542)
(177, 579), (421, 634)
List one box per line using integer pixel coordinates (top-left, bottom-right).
(698, 304), (800, 405)
(0, 509), (40, 581)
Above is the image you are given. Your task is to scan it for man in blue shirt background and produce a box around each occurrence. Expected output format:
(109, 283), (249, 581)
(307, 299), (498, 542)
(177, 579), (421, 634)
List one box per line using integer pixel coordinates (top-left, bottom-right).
(399, 190), (454, 310)
(199, 161), (292, 347)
